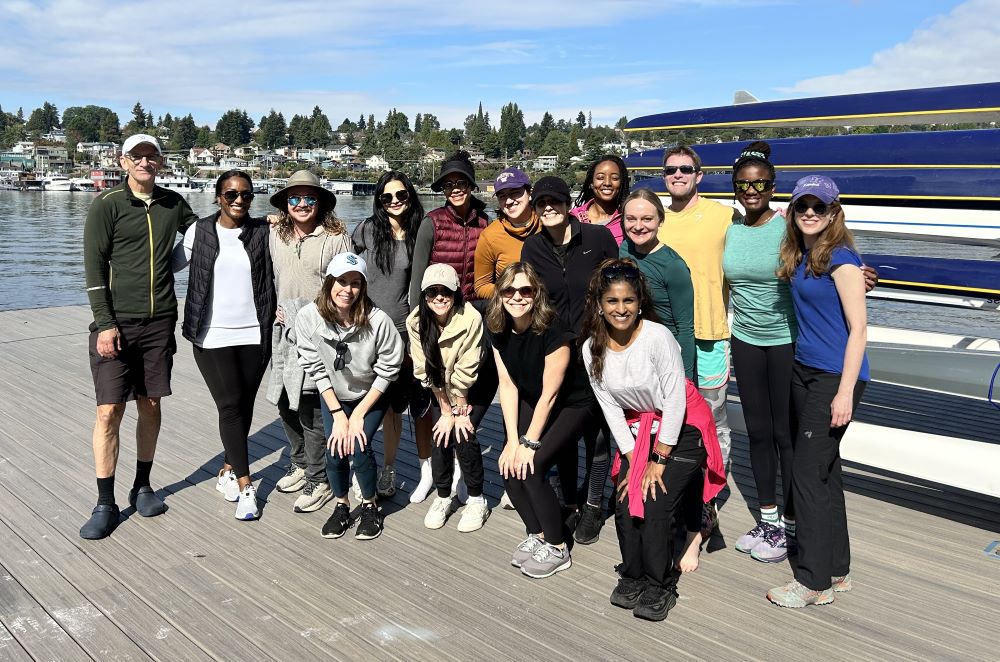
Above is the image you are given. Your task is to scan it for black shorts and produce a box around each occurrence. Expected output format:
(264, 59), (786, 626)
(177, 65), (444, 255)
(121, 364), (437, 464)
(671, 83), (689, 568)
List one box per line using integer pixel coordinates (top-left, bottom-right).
(89, 317), (177, 405)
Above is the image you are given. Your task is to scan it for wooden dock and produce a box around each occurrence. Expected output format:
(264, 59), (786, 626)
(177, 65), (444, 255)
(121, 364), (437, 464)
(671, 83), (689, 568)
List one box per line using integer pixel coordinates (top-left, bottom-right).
(0, 305), (997, 661)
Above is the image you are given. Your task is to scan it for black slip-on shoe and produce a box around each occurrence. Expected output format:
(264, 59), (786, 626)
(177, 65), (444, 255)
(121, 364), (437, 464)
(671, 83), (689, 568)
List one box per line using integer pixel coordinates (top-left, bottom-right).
(129, 486), (167, 517)
(80, 504), (120, 540)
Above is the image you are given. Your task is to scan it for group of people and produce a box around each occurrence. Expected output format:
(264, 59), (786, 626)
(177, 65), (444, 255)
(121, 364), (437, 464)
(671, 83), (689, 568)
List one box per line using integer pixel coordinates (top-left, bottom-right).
(80, 132), (870, 618)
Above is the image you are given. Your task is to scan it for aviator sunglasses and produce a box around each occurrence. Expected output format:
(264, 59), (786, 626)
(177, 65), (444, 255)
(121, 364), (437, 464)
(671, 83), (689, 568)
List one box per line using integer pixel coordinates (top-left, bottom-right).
(663, 165), (699, 176)
(793, 200), (831, 216)
(334, 341), (348, 371)
(734, 179), (774, 193)
(221, 190), (255, 203)
(379, 190), (410, 206)
(500, 285), (536, 299)
(287, 195), (318, 208)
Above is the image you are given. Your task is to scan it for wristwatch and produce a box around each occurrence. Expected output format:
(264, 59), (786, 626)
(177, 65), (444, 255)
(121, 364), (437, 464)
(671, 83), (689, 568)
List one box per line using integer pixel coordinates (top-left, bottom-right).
(518, 435), (541, 451)
(650, 451), (671, 466)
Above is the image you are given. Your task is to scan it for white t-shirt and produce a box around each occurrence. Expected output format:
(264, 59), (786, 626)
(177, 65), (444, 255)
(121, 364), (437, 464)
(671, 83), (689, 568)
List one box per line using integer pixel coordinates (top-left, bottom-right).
(182, 223), (260, 348)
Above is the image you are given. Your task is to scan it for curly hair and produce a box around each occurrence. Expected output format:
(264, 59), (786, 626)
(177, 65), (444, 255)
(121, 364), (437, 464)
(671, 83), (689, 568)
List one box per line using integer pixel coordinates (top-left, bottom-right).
(580, 258), (660, 382)
(575, 154), (630, 211)
(273, 198), (346, 244)
(732, 140), (776, 184)
(485, 262), (556, 335)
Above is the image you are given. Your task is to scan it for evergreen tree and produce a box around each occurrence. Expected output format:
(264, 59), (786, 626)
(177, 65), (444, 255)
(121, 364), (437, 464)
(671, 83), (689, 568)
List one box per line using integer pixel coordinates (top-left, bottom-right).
(567, 126), (581, 157)
(215, 109), (254, 146)
(63, 105), (120, 142)
(195, 125), (214, 148)
(170, 114), (198, 151)
(358, 114), (366, 130)
(258, 109), (287, 148)
(414, 113), (422, 133)
(309, 105), (332, 146)
(497, 102), (526, 157)
(539, 112), (555, 142)
(576, 111), (586, 128)
(25, 102), (60, 135)
(162, 112), (173, 129)
(145, 111), (154, 128)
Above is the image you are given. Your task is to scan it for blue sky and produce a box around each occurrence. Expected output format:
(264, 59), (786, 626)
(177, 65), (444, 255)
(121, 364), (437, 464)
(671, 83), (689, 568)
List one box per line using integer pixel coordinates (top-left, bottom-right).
(1, 0), (998, 130)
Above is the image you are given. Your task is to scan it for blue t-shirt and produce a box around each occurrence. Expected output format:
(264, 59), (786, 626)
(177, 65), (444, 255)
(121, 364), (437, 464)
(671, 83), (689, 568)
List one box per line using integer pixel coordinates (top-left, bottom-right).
(790, 246), (870, 381)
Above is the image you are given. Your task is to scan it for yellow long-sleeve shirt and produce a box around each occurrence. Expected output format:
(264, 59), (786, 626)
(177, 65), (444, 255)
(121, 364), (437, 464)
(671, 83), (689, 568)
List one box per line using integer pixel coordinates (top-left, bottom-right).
(656, 197), (733, 340)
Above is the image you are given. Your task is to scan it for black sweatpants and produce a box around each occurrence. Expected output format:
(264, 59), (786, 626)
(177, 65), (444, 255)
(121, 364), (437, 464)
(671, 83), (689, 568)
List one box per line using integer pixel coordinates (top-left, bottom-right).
(790, 362), (866, 591)
(430, 401), (489, 498)
(192, 344), (266, 479)
(731, 336), (796, 516)
(504, 402), (597, 546)
(615, 424), (706, 590)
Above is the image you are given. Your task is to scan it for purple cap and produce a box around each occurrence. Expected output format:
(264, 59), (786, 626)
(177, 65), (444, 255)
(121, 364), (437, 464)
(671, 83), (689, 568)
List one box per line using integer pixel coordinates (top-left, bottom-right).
(790, 175), (840, 204)
(493, 167), (531, 195)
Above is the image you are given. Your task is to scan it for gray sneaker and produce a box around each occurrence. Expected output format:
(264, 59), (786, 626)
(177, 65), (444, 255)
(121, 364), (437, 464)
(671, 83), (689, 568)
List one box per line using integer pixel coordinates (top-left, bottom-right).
(767, 579), (834, 608)
(520, 543), (571, 579)
(376, 465), (396, 497)
(293, 481), (333, 513)
(276, 465), (307, 493)
(751, 524), (788, 563)
(511, 534), (543, 568)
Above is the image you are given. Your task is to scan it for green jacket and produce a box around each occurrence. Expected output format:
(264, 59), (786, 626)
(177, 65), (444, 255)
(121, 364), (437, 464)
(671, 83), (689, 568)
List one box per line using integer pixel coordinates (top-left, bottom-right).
(84, 181), (198, 331)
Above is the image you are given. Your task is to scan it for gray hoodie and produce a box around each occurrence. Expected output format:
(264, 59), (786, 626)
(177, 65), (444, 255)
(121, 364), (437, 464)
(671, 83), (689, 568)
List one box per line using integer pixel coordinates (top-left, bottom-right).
(295, 303), (404, 401)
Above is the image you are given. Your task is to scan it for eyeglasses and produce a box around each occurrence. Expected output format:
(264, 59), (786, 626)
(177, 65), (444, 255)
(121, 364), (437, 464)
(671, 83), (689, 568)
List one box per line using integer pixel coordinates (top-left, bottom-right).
(793, 200), (830, 216)
(334, 341), (348, 371)
(441, 179), (470, 193)
(221, 190), (255, 203)
(378, 190), (410, 206)
(734, 179), (774, 193)
(424, 286), (454, 299)
(663, 165), (699, 176)
(287, 195), (318, 208)
(125, 153), (159, 164)
(500, 285), (536, 299)
(601, 263), (642, 281)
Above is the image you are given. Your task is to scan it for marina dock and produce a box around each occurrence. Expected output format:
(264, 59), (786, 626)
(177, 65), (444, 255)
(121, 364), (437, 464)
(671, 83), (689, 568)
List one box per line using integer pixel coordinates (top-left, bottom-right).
(0, 304), (997, 661)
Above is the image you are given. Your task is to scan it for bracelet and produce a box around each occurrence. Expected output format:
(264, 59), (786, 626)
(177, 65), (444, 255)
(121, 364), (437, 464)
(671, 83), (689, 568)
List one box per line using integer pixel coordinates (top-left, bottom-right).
(329, 407), (343, 416)
(451, 404), (471, 416)
(518, 435), (541, 451)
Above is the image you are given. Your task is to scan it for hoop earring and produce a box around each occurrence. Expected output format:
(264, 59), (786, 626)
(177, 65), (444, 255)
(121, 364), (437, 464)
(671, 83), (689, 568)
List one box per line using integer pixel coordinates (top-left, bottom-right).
(638, 308), (643, 315)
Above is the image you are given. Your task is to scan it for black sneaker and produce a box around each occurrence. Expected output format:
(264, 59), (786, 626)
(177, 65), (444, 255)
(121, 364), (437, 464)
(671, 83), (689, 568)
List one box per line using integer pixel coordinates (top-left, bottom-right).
(574, 503), (603, 545)
(355, 502), (383, 540)
(321, 502), (352, 539)
(610, 577), (647, 610)
(633, 586), (678, 622)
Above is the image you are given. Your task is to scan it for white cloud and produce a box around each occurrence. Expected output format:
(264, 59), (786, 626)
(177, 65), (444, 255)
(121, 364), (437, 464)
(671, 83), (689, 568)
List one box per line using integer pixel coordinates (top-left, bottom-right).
(787, 0), (1000, 94)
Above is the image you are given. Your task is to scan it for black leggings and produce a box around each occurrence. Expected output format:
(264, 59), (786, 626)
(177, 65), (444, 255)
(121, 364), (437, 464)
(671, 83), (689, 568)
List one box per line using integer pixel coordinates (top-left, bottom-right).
(731, 336), (795, 517)
(192, 344), (266, 479)
(505, 402), (597, 545)
(430, 402), (489, 498)
(580, 420), (612, 508)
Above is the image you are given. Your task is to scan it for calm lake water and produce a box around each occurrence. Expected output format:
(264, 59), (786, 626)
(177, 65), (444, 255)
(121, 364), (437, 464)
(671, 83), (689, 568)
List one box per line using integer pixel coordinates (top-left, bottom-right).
(0, 190), (997, 339)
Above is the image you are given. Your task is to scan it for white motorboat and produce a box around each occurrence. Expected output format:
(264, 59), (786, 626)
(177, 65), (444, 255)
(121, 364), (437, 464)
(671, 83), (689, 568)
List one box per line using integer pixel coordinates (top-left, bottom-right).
(156, 174), (201, 193)
(71, 177), (97, 192)
(42, 175), (74, 191)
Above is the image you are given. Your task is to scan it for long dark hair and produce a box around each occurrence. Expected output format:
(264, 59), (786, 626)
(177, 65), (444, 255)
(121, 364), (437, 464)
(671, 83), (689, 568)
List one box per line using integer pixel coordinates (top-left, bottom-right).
(363, 170), (423, 274)
(581, 258), (659, 382)
(575, 154), (630, 210)
(417, 286), (465, 388)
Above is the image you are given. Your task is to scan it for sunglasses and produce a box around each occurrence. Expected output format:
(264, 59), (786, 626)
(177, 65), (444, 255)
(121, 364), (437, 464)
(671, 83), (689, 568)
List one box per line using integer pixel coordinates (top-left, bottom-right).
(793, 200), (830, 216)
(379, 190), (410, 206)
(441, 179), (470, 193)
(125, 153), (159, 164)
(221, 190), (255, 203)
(734, 179), (774, 193)
(334, 341), (348, 371)
(424, 286), (454, 299)
(287, 195), (318, 208)
(663, 165), (699, 176)
(500, 285), (536, 299)
(601, 263), (642, 281)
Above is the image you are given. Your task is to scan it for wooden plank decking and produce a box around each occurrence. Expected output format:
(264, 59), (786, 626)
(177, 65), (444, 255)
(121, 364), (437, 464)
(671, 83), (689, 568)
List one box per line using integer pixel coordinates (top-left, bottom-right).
(0, 305), (997, 662)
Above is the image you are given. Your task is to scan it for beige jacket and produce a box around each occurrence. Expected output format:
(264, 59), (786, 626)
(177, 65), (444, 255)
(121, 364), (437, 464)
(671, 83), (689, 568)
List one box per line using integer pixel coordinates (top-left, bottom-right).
(406, 302), (483, 402)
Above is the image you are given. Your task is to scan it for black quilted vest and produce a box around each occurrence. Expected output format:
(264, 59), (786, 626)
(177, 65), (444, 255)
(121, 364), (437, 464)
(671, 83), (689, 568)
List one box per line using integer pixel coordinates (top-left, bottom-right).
(181, 214), (276, 364)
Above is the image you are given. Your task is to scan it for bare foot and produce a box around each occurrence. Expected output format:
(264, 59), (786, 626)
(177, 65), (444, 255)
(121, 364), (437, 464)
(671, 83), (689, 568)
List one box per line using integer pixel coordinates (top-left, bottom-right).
(677, 530), (703, 573)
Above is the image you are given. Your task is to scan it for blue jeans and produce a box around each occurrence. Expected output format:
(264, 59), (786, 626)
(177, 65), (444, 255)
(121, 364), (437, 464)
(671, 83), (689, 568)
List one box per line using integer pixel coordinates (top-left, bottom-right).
(322, 394), (389, 500)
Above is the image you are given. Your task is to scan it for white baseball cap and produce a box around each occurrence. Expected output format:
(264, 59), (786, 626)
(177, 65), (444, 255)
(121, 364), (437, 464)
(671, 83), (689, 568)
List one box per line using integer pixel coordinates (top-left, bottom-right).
(325, 252), (367, 280)
(420, 263), (460, 292)
(122, 133), (162, 156)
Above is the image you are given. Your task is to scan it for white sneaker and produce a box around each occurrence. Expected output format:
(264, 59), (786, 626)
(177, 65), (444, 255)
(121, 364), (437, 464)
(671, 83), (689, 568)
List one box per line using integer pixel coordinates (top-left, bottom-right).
(293, 481), (333, 513)
(499, 491), (515, 510)
(216, 470), (240, 502)
(276, 465), (307, 493)
(235, 484), (260, 520)
(424, 496), (453, 529)
(409, 458), (434, 504)
(457, 497), (490, 533)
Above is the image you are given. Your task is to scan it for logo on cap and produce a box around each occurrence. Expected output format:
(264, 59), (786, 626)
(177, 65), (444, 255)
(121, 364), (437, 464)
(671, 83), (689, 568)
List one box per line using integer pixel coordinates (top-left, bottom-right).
(346, 255), (358, 265)
(497, 172), (514, 183)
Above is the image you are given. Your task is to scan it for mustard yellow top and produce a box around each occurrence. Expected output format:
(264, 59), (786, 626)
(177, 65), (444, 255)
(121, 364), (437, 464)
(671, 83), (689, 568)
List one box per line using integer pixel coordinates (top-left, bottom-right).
(656, 197), (732, 340)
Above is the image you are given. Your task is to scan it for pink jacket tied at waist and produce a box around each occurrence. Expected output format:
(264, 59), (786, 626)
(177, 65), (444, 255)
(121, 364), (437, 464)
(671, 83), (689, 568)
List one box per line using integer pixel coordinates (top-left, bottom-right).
(611, 379), (726, 518)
